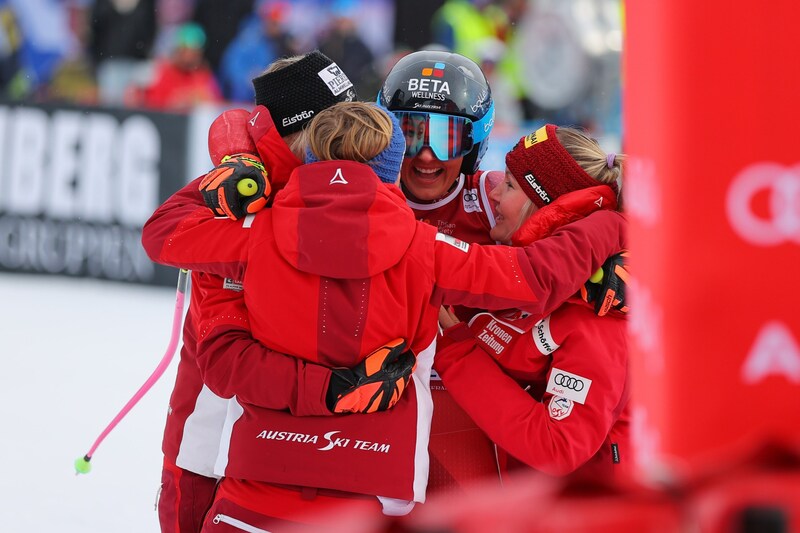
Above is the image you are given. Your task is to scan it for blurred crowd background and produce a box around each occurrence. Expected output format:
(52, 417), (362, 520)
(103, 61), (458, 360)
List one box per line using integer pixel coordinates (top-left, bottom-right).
(0, 0), (623, 144)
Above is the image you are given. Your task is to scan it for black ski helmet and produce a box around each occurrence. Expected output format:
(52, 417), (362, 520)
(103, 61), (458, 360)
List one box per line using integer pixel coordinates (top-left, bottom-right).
(378, 50), (495, 175)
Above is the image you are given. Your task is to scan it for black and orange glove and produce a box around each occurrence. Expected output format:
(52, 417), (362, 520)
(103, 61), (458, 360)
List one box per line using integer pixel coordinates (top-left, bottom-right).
(198, 154), (271, 220)
(581, 251), (629, 316)
(326, 339), (416, 414)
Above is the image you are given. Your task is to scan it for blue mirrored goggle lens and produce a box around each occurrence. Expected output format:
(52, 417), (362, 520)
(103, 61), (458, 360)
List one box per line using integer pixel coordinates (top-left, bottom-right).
(394, 112), (474, 161)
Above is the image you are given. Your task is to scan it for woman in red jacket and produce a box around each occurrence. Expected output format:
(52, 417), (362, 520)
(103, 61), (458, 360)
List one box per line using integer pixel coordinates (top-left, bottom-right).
(435, 124), (630, 481)
(156, 51), (365, 533)
(143, 104), (626, 530)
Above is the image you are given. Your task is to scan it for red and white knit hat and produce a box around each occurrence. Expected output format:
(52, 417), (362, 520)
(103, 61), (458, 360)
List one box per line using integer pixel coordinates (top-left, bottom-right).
(505, 124), (618, 209)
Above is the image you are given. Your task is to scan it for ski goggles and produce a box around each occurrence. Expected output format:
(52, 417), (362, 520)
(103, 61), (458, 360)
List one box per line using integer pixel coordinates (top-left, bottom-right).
(393, 103), (495, 161)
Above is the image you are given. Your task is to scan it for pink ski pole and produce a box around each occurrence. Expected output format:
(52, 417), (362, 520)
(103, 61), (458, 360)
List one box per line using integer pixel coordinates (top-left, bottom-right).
(75, 269), (190, 474)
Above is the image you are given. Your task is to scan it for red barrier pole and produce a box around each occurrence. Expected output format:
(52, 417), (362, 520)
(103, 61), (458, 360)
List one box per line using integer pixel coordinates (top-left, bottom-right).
(624, 1), (800, 481)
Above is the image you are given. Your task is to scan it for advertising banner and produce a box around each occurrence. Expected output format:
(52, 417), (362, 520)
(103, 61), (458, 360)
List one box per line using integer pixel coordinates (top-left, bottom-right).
(0, 103), (189, 286)
(624, 2), (800, 479)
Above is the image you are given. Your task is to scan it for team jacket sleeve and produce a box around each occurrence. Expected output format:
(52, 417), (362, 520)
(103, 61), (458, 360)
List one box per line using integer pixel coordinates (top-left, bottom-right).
(141, 176), (251, 280)
(431, 210), (627, 320)
(434, 306), (628, 476)
(194, 281), (333, 416)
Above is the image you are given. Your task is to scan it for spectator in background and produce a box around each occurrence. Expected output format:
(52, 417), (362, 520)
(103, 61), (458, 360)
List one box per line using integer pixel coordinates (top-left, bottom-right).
(4, 0), (77, 99)
(431, 0), (495, 64)
(318, 2), (380, 99)
(151, 0), (195, 58)
(0, 1), (22, 98)
(431, 0), (537, 125)
(89, 0), (156, 105)
(141, 22), (222, 111)
(473, 36), (522, 132)
(47, 1), (99, 105)
(218, 1), (296, 103)
(192, 0), (254, 75)
(486, 0), (541, 122)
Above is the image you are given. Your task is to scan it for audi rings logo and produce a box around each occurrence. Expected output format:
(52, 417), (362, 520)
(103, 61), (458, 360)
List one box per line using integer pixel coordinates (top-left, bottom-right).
(554, 373), (584, 391)
(546, 367), (592, 404)
(726, 163), (800, 246)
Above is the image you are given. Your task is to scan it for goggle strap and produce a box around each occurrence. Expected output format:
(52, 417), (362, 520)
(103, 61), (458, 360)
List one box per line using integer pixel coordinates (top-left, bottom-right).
(470, 101), (495, 144)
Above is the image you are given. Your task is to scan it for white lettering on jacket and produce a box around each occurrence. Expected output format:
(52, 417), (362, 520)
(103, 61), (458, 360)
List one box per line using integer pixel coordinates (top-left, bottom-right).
(255, 429), (391, 454)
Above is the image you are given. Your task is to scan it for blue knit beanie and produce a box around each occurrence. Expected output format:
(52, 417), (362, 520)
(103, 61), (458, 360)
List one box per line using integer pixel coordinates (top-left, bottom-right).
(305, 106), (405, 185)
(368, 109), (405, 184)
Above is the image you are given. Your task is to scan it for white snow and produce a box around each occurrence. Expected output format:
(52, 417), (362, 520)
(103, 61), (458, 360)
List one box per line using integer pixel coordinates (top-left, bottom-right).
(0, 272), (182, 532)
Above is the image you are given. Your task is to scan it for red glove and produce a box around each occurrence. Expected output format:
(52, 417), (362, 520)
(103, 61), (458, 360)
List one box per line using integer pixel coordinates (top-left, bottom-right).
(198, 154), (271, 220)
(208, 109), (257, 166)
(326, 339), (416, 414)
(581, 251), (630, 316)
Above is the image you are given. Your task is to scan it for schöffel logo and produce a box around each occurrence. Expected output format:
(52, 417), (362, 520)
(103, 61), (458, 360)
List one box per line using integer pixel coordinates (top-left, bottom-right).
(533, 315), (559, 355)
(422, 62), (445, 77)
(546, 367), (592, 404)
(329, 168), (348, 185)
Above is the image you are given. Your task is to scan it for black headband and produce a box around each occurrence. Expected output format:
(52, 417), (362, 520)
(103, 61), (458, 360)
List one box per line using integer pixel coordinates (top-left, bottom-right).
(252, 51), (358, 137)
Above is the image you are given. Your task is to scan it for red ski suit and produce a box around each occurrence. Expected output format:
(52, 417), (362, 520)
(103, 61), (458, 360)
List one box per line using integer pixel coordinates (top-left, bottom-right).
(403, 169), (509, 492)
(433, 185), (630, 481)
(406, 170), (503, 246)
(157, 107), (308, 533)
(142, 158), (626, 505)
(435, 304), (629, 479)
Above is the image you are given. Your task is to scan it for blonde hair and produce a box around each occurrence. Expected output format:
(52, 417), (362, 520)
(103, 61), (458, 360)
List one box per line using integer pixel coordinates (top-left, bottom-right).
(305, 102), (393, 162)
(282, 131), (305, 160)
(555, 127), (624, 206)
(262, 55), (304, 75)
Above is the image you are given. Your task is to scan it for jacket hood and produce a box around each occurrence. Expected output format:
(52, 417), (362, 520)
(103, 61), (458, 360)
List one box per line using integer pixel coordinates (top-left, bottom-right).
(271, 160), (417, 279)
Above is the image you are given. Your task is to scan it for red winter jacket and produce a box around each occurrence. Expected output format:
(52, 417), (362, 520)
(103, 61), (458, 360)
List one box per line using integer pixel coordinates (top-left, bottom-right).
(156, 179), (338, 418)
(435, 305), (629, 479)
(163, 106), (311, 478)
(163, 272), (244, 477)
(143, 60), (223, 111)
(433, 186), (630, 480)
(407, 169), (503, 245)
(142, 159), (626, 503)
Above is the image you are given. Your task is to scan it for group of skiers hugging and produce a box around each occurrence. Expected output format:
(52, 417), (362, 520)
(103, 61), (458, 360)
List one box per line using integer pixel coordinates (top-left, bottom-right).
(142, 49), (630, 532)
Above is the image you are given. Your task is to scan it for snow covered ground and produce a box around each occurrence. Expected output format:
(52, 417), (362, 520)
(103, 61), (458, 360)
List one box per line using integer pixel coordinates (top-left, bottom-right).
(0, 272), (182, 532)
